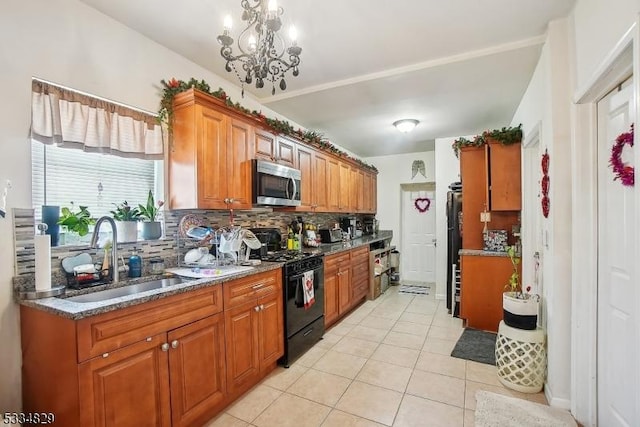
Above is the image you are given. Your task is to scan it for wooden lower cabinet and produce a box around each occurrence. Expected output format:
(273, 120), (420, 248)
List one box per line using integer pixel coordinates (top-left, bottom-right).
(168, 315), (227, 427)
(223, 269), (284, 399)
(325, 247), (370, 328)
(460, 255), (521, 333)
(21, 270), (284, 427)
(79, 334), (172, 427)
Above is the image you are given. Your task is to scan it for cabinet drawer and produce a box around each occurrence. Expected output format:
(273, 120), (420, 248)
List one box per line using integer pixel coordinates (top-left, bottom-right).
(351, 246), (369, 259)
(352, 262), (369, 277)
(325, 252), (350, 268)
(77, 286), (223, 362)
(223, 269), (281, 309)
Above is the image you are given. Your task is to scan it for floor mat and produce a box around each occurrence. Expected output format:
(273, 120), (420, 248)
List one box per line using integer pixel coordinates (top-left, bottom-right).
(475, 391), (577, 426)
(398, 285), (430, 295)
(450, 328), (497, 365)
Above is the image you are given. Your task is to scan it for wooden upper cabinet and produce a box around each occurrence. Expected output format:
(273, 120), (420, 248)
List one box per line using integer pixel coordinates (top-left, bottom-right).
(253, 128), (276, 161)
(169, 90), (252, 210)
(275, 136), (296, 168)
(363, 172), (377, 213)
(227, 118), (253, 209)
(487, 141), (522, 211)
(327, 158), (341, 212)
(312, 152), (329, 211)
(296, 144), (313, 211)
(460, 146), (487, 249)
(339, 162), (351, 212)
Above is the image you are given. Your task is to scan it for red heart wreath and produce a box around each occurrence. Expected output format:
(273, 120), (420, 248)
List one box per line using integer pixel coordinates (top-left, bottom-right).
(414, 198), (431, 213)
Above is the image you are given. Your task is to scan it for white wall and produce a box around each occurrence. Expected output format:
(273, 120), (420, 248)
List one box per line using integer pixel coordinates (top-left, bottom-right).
(364, 150), (436, 259)
(511, 19), (573, 409)
(572, 0), (639, 94)
(433, 137), (464, 300)
(0, 0), (306, 411)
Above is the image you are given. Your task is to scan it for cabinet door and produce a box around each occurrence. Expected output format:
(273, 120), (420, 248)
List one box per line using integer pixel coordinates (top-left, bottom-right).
(339, 162), (351, 212)
(324, 266), (339, 327)
(459, 146), (487, 249)
(338, 264), (352, 315)
(296, 144), (313, 211)
(327, 158), (341, 212)
(371, 174), (377, 213)
(79, 334), (171, 427)
(363, 172), (373, 213)
(355, 168), (365, 212)
(225, 299), (260, 395)
(168, 314), (227, 427)
(253, 128), (276, 161)
(312, 151), (329, 211)
(227, 118), (253, 209)
(257, 292), (284, 368)
(197, 106), (228, 209)
(488, 142), (522, 211)
(276, 136), (296, 168)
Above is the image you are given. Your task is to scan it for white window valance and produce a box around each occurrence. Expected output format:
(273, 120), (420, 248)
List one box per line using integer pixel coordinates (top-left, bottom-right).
(30, 79), (163, 160)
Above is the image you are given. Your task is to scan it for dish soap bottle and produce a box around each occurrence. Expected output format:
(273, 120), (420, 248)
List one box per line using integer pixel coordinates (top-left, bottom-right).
(287, 227), (294, 250)
(128, 248), (142, 278)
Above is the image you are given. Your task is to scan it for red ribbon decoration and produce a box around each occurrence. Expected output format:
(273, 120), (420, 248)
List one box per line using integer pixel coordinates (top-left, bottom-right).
(414, 197), (431, 213)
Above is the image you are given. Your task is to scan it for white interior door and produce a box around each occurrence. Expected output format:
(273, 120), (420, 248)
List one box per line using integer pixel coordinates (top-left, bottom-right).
(597, 78), (638, 427)
(401, 186), (436, 284)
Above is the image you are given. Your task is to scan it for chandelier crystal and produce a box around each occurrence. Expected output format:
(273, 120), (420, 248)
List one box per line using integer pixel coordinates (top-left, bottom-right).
(217, 0), (302, 96)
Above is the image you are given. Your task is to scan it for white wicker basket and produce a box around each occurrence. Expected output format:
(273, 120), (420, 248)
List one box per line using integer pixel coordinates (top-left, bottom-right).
(495, 321), (546, 393)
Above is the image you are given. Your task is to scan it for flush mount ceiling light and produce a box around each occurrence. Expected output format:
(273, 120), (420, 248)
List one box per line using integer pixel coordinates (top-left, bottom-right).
(217, 0), (302, 96)
(393, 119), (419, 133)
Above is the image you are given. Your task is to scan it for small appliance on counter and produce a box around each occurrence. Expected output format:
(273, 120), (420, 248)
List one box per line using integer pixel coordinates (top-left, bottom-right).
(249, 228), (283, 259)
(362, 216), (377, 235)
(318, 228), (342, 243)
(340, 216), (357, 239)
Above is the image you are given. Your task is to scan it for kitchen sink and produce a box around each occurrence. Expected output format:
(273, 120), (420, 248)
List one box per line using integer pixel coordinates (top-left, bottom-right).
(65, 277), (187, 303)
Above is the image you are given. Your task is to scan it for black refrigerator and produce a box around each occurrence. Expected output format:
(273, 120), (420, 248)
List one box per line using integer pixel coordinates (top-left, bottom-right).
(446, 184), (462, 313)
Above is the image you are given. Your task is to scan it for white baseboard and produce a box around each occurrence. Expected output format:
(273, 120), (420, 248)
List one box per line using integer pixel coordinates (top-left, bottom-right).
(545, 381), (572, 410)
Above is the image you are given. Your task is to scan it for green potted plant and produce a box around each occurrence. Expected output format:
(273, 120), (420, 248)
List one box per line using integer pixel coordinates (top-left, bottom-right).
(502, 245), (539, 330)
(110, 201), (141, 243)
(57, 203), (95, 244)
(138, 190), (164, 240)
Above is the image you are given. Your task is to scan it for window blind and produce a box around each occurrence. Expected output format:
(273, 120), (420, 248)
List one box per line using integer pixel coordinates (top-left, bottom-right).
(32, 141), (157, 221)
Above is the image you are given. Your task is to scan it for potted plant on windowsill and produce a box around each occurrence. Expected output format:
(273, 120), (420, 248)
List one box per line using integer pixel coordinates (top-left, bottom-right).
(503, 245), (539, 330)
(110, 201), (141, 243)
(57, 203), (95, 245)
(138, 190), (164, 240)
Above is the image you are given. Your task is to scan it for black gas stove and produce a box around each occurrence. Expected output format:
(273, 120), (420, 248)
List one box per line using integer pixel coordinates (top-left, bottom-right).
(261, 250), (320, 263)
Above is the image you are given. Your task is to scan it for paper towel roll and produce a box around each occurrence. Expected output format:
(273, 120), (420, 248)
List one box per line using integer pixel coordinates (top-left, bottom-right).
(35, 234), (52, 292)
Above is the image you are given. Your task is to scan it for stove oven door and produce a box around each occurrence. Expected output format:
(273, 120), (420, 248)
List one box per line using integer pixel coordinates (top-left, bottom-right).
(285, 265), (324, 337)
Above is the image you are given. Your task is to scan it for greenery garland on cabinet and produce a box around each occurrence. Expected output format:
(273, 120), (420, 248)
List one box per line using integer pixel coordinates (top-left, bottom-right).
(159, 78), (378, 172)
(451, 124), (523, 158)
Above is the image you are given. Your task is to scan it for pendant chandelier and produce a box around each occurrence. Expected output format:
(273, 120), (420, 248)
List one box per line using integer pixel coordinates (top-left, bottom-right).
(217, 0), (302, 96)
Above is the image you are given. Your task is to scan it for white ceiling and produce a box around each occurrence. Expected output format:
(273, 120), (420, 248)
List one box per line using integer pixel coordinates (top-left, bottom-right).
(80, 0), (575, 157)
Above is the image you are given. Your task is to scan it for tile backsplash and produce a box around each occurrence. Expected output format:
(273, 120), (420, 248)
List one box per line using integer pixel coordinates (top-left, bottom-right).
(13, 207), (367, 278)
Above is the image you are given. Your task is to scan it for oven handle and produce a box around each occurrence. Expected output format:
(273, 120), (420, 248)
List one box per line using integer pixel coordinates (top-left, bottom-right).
(288, 267), (322, 282)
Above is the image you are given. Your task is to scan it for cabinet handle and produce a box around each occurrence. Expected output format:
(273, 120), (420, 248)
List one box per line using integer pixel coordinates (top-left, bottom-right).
(254, 306), (260, 312)
(252, 283), (264, 289)
(161, 343), (169, 352)
(171, 340), (179, 349)
(228, 198), (235, 204)
(260, 304), (264, 310)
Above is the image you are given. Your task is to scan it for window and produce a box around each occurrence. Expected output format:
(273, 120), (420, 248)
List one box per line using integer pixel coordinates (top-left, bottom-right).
(31, 141), (161, 223)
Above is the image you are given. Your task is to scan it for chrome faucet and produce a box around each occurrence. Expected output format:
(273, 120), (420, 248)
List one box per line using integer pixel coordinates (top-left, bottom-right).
(90, 216), (119, 283)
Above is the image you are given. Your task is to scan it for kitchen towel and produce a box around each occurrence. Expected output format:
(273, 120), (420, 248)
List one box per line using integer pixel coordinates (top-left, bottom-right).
(303, 270), (315, 309)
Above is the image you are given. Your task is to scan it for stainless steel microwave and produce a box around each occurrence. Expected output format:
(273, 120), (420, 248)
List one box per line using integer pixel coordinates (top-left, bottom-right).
(253, 159), (302, 206)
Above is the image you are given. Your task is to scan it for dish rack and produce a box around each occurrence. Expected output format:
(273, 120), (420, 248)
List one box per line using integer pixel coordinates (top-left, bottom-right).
(176, 228), (247, 269)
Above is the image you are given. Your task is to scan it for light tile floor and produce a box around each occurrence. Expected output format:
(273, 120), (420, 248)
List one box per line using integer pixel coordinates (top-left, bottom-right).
(206, 285), (547, 427)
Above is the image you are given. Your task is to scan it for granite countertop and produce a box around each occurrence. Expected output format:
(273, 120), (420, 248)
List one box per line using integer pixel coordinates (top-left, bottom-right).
(307, 230), (393, 256)
(459, 248), (509, 257)
(16, 262), (284, 320)
(15, 230), (394, 320)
